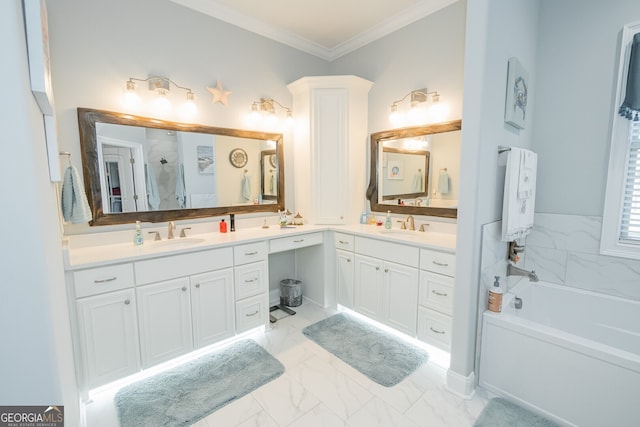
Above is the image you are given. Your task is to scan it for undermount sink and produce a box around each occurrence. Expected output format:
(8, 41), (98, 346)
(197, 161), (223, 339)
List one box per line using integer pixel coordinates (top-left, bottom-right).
(152, 237), (206, 248)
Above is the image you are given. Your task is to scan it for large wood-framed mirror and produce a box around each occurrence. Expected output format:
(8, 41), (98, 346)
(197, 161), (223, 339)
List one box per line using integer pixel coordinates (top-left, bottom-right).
(366, 120), (461, 218)
(78, 108), (285, 226)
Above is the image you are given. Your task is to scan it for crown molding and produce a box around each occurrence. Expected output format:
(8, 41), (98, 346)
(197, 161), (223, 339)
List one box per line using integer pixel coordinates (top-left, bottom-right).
(170, 0), (459, 61)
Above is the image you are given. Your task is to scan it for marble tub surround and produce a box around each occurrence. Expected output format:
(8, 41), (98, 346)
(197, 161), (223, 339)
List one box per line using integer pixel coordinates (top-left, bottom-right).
(524, 213), (640, 300)
(85, 303), (490, 427)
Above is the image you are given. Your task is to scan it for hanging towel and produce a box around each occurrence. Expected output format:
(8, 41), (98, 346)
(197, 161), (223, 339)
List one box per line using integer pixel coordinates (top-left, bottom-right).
(270, 172), (276, 194)
(502, 147), (537, 241)
(241, 174), (251, 201)
(61, 165), (92, 224)
(145, 163), (160, 210)
(175, 164), (187, 208)
(438, 170), (450, 194)
(412, 173), (423, 192)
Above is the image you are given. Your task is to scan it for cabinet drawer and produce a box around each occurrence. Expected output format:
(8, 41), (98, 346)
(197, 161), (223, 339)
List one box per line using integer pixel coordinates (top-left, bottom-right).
(235, 294), (267, 332)
(234, 261), (267, 300)
(135, 248), (233, 285)
(417, 307), (452, 351)
(270, 232), (323, 253)
(419, 271), (454, 315)
(420, 249), (456, 277)
(355, 237), (419, 267)
(234, 241), (268, 265)
(334, 232), (354, 251)
(74, 263), (134, 298)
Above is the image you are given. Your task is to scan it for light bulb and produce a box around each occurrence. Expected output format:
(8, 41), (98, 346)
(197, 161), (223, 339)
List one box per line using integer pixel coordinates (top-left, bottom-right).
(123, 80), (141, 110)
(151, 92), (171, 117)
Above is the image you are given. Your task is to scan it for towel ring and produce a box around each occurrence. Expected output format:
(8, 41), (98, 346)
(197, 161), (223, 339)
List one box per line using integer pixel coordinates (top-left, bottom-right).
(59, 151), (72, 167)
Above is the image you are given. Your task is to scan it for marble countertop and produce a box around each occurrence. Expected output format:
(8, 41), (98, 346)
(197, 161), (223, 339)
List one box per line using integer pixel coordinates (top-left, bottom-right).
(63, 223), (456, 270)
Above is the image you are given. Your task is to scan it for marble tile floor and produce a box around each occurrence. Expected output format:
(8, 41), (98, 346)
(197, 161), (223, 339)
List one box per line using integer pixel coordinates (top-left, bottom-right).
(85, 302), (490, 427)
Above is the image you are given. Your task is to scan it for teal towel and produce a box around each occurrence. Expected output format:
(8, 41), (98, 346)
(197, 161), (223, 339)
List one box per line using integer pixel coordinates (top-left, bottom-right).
(61, 166), (92, 224)
(241, 174), (251, 201)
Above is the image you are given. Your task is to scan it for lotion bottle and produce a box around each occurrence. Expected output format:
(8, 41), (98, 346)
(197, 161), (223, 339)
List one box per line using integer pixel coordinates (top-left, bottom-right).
(488, 276), (503, 312)
(384, 210), (392, 229)
(133, 221), (144, 246)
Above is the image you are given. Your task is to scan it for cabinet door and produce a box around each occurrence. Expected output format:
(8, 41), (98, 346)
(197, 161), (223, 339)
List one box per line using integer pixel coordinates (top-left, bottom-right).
(383, 261), (419, 336)
(191, 269), (235, 348)
(354, 254), (384, 320)
(137, 277), (193, 368)
(76, 289), (140, 389)
(336, 249), (354, 308)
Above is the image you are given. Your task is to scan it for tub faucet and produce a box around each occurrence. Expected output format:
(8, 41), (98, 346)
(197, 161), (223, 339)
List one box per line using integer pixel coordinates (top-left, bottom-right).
(168, 221), (175, 239)
(507, 263), (539, 282)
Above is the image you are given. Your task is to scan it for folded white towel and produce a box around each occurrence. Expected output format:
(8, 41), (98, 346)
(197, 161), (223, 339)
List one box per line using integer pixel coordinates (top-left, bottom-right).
(502, 148), (537, 241)
(61, 166), (92, 224)
(175, 164), (186, 208)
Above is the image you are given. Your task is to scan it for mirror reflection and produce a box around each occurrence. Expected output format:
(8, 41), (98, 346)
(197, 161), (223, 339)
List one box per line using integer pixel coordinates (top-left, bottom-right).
(367, 120), (461, 218)
(78, 108), (285, 225)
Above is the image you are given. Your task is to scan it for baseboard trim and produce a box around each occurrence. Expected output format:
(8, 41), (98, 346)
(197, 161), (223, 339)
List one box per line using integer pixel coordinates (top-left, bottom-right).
(445, 369), (476, 399)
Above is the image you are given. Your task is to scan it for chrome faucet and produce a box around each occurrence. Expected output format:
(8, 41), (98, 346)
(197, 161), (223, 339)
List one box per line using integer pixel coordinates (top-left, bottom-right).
(405, 215), (415, 231)
(507, 263), (539, 282)
(168, 221), (175, 239)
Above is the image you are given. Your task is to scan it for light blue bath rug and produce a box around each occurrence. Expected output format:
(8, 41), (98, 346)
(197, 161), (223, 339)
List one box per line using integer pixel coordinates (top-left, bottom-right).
(114, 339), (284, 427)
(474, 398), (562, 427)
(302, 312), (428, 387)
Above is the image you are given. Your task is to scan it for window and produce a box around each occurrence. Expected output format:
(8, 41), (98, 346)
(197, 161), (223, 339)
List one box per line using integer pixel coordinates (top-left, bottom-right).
(601, 23), (640, 259)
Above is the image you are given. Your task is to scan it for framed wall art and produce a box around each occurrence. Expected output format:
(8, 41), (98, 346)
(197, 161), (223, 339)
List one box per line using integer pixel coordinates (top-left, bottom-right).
(504, 57), (529, 129)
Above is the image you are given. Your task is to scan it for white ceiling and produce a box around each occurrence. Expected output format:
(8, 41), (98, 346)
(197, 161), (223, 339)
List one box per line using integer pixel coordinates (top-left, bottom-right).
(169, 0), (458, 61)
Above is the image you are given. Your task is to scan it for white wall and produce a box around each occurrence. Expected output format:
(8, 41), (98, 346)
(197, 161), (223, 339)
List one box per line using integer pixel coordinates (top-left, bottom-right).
(0, 1), (78, 423)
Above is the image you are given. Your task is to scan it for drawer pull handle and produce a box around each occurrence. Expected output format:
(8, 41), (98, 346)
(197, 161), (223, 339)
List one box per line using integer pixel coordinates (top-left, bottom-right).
(245, 310), (259, 317)
(94, 277), (117, 283)
(244, 278), (258, 283)
(195, 284), (201, 288)
(338, 240), (349, 244)
(432, 261), (449, 267)
(432, 290), (448, 297)
(293, 239), (304, 243)
(124, 299), (130, 305)
(244, 251), (258, 256)
(430, 327), (445, 335)
(181, 286), (187, 291)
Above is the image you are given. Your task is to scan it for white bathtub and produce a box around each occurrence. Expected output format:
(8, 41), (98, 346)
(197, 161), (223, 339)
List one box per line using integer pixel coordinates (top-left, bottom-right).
(479, 280), (640, 427)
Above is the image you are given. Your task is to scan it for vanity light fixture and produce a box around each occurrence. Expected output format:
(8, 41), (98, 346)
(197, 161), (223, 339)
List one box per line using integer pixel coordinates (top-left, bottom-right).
(389, 88), (441, 127)
(248, 98), (293, 129)
(123, 76), (197, 119)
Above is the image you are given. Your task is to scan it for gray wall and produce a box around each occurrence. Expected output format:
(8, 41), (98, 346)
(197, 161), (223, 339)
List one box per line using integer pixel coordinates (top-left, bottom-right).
(533, 0), (640, 215)
(0, 1), (78, 423)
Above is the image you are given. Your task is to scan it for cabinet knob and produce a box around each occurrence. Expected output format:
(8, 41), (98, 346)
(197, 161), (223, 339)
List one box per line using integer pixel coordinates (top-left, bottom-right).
(124, 299), (130, 305)
(195, 283), (200, 288)
(347, 258), (351, 263)
(181, 286), (187, 291)
(384, 268), (389, 273)
(375, 266), (380, 271)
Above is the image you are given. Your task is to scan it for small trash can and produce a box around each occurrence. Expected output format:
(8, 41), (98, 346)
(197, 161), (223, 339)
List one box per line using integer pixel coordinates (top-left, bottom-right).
(280, 279), (303, 307)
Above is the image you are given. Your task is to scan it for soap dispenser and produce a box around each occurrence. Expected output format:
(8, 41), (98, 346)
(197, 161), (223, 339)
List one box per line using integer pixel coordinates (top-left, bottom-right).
(488, 276), (503, 313)
(384, 210), (392, 229)
(133, 221), (144, 246)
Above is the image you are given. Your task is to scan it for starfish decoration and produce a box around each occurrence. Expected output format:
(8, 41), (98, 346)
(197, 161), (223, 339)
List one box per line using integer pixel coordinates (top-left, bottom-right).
(207, 80), (231, 105)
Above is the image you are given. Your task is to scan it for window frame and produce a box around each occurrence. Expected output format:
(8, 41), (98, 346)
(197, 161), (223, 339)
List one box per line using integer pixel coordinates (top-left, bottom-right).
(601, 22), (640, 260)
